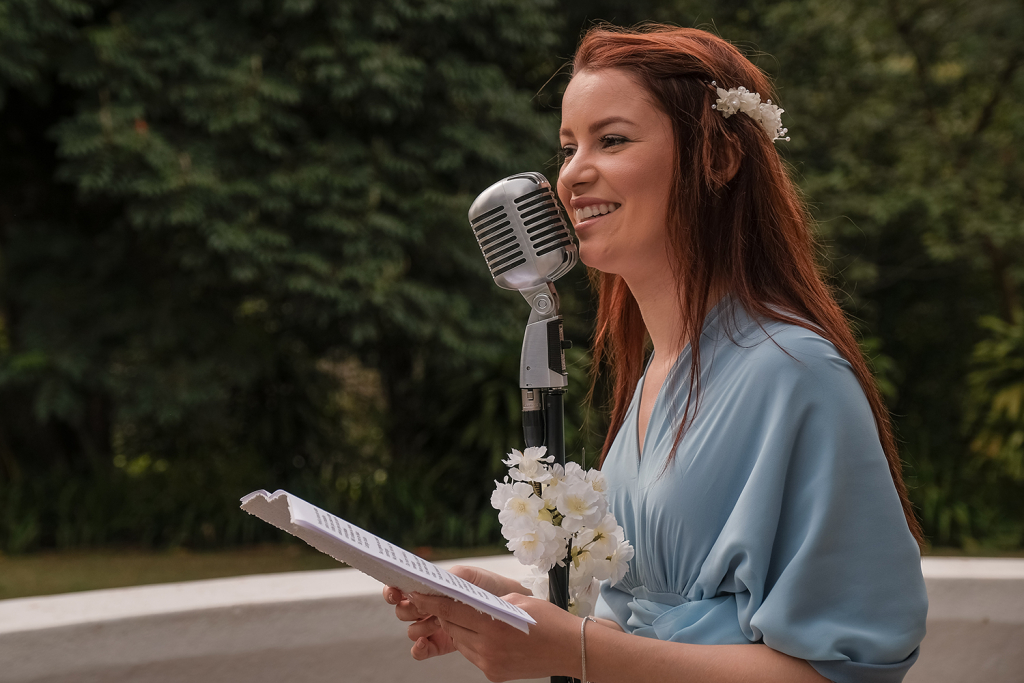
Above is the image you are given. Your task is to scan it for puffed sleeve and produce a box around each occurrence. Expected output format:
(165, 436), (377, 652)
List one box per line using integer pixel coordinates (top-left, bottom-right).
(694, 331), (928, 683)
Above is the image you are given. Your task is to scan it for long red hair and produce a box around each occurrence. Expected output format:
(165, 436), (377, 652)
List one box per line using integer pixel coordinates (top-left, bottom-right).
(576, 25), (923, 544)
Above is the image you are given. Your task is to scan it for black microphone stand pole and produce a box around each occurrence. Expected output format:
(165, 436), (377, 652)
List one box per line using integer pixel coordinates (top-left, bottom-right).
(518, 283), (576, 683)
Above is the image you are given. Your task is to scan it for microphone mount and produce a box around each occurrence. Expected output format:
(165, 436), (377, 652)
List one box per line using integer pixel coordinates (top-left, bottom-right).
(520, 282), (568, 390)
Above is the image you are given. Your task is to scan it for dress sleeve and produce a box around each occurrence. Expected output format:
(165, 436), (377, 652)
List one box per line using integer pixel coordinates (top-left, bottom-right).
(696, 333), (928, 683)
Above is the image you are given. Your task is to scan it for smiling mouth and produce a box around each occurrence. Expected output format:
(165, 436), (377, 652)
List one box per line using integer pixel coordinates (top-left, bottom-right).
(575, 203), (621, 223)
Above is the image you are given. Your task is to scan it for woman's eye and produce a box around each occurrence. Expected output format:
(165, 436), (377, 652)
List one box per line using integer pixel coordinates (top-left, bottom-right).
(558, 136), (626, 162)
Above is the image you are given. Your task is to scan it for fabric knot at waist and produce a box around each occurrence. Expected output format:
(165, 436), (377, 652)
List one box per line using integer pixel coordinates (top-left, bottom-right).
(625, 585), (752, 645)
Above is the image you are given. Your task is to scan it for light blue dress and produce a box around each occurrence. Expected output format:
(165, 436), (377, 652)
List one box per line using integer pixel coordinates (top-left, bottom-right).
(594, 297), (928, 683)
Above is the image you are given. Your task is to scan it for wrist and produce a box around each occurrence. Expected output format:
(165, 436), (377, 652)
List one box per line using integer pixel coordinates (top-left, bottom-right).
(549, 611), (588, 679)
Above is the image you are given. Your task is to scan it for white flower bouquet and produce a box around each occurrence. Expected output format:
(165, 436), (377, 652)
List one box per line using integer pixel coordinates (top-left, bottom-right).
(491, 446), (634, 617)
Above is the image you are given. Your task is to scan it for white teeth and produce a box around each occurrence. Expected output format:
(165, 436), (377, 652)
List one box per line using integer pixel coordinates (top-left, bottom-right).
(575, 203), (620, 223)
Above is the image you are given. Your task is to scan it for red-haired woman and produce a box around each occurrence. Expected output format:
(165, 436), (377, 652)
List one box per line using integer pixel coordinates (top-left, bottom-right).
(384, 25), (928, 683)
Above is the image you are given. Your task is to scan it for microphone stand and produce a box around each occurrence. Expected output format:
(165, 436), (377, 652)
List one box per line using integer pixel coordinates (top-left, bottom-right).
(518, 283), (576, 683)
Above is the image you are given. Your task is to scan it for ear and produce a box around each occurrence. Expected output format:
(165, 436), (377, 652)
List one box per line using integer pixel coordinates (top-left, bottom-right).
(720, 137), (743, 183)
(700, 128), (744, 190)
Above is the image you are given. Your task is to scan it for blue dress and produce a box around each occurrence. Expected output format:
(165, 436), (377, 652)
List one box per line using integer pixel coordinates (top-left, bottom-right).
(594, 297), (928, 683)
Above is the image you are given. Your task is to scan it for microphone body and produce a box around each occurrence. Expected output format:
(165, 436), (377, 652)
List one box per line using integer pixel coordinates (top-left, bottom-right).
(468, 172), (578, 391)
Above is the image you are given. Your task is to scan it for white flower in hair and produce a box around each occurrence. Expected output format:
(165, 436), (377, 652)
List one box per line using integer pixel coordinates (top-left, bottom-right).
(715, 85), (760, 118)
(712, 81), (790, 142)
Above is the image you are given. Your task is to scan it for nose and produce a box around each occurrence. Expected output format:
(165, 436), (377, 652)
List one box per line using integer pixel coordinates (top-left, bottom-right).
(557, 146), (598, 199)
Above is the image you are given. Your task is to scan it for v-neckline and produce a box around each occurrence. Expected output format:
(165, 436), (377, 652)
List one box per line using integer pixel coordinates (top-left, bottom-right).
(633, 295), (731, 463)
(636, 352), (673, 463)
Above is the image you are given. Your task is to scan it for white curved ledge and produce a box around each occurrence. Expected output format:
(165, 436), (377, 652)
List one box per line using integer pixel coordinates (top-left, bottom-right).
(0, 556), (1021, 683)
(920, 556), (1024, 579)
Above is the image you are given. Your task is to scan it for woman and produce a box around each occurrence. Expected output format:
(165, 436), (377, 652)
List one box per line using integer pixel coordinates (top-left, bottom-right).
(383, 25), (928, 683)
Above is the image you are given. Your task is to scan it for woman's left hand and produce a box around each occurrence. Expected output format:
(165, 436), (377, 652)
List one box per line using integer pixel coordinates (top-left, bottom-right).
(406, 591), (579, 682)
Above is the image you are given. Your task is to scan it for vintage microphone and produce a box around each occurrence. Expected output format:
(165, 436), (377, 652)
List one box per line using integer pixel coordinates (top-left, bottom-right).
(468, 172), (578, 683)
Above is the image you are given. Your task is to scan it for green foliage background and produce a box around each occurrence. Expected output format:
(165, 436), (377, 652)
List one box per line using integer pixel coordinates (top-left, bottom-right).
(1, 0), (1021, 553)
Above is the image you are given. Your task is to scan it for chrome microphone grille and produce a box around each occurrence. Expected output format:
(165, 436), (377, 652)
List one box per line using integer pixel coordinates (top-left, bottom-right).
(514, 187), (574, 256)
(470, 204), (524, 278)
(468, 172), (578, 291)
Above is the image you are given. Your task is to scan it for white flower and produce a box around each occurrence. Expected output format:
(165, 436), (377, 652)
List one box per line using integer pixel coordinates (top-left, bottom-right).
(714, 86), (738, 116)
(490, 478), (514, 511)
(569, 545), (600, 592)
(576, 514), (622, 581)
(585, 468), (608, 495)
(713, 83), (790, 142)
(739, 91), (761, 114)
(756, 102), (788, 141)
(536, 525), (572, 571)
(503, 446), (554, 483)
(556, 479), (605, 534)
(607, 539), (635, 585)
(497, 482), (544, 531)
(715, 85), (759, 117)
(542, 464), (567, 506)
(521, 565), (550, 600)
(562, 461), (586, 483)
(569, 577), (601, 618)
(506, 522), (561, 567)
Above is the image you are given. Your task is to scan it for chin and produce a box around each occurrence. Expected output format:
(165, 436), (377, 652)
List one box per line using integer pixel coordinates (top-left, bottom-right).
(576, 243), (617, 274)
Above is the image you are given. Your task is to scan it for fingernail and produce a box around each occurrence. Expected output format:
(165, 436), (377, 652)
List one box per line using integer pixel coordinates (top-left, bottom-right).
(385, 592), (397, 604)
(415, 638), (426, 649)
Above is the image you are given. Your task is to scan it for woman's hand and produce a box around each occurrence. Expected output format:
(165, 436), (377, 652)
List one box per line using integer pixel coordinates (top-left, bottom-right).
(406, 591), (579, 682)
(382, 565), (532, 661)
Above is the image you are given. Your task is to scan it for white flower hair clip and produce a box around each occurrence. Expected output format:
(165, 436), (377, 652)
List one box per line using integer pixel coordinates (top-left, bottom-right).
(711, 81), (790, 142)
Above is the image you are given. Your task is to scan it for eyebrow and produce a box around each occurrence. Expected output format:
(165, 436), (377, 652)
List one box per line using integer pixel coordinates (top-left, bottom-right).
(559, 115), (638, 138)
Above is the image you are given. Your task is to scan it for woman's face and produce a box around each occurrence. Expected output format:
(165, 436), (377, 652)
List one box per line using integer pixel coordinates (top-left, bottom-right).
(557, 68), (677, 279)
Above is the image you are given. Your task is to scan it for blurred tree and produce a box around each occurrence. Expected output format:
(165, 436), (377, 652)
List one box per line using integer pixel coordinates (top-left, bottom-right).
(0, 0), (568, 550)
(965, 314), (1024, 482)
(2, 0), (1022, 553)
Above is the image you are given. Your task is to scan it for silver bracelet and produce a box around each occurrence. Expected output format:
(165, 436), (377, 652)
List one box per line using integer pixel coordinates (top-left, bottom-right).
(580, 616), (597, 683)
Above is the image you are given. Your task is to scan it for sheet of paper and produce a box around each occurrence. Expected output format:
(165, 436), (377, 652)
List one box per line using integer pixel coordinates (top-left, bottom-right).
(241, 489), (535, 633)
